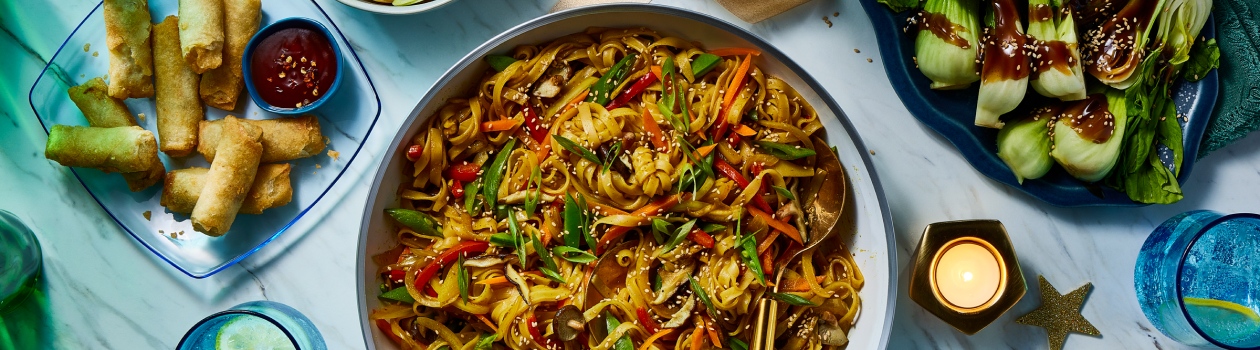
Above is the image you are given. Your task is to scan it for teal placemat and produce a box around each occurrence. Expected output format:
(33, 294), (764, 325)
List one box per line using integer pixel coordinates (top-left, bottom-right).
(1201, 0), (1260, 156)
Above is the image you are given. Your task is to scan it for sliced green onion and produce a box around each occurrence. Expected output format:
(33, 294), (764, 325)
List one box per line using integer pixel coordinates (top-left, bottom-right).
(651, 218), (671, 245)
(756, 141), (817, 160)
(532, 229), (559, 272)
(604, 313), (634, 350)
(540, 267), (566, 284)
(489, 232), (518, 248)
(699, 222), (726, 233)
(554, 135), (601, 164)
(578, 195), (597, 249)
(474, 333), (495, 350)
(661, 219), (698, 254)
(602, 141), (622, 174)
(524, 166), (542, 215)
(772, 186), (795, 200)
(689, 277), (716, 316)
(587, 53), (638, 105)
(457, 255), (469, 303)
(729, 338), (749, 350)
(768, 292), (818, 306)
(508, 210), (526, 268)
(553, 246), (597, 264)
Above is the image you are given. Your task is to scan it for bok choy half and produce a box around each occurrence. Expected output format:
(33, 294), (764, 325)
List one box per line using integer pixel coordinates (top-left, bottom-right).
(1082, 0), (1166, 89)
(1027, 0), (1087, 101)
(911, 0), (982, 90)
(975, 0), (1029, 129)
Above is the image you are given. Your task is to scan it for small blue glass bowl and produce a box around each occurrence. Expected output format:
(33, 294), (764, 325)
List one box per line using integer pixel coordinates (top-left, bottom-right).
(242, 17), (344, 115)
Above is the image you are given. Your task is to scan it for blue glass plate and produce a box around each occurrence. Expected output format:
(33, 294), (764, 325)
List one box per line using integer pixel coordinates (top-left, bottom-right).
(28, 0), (381, 277)
(857, 0), (1217, 206)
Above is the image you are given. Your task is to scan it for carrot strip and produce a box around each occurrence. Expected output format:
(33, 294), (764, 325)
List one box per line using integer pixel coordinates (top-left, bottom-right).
(639, 329), (674, 350)
(695, 144), (717, 158)
(480, 119), (521, 132)
(587, 200), (630, 216)
(757, 230), (780, 254)
(477, 276), (509, 286)
(475, 314), (499, 332)
(536, 91), (589, 161)
(707, 47), (762, 57)
(650, 66), (663, 81)
(597, 194), (681, 252)
(643, 109), (669, 150)
(749, 207), (803, 244)
(690, 322), (705, 350)
(705, 317), (722, 347)
(734, 124), (757, 137)
(565, 90), (589, 113)
(720, 55), (754, 122)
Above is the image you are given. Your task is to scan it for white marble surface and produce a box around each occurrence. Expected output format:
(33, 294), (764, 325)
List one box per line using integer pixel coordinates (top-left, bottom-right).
(1, 0), (1257, 348)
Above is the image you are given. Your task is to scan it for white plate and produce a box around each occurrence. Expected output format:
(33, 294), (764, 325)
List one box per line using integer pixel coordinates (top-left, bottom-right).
(355, 4), (897, 349)
(334, 0), (458, 15)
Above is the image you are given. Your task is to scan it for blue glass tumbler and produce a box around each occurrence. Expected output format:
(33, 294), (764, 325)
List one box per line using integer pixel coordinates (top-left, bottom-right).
(0, 210), (41, 313)
(178, 300), (326, 350)
(1135, 210), (1260, 349)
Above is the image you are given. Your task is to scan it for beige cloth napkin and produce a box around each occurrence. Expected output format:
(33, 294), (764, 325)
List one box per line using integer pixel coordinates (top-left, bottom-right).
(551, 0), (652, 12)
(715, 0), (812, 23)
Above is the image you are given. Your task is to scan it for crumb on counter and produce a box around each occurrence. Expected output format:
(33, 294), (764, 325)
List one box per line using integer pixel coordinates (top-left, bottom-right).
(854, 48), (861, 53)
(823, 16), (833, 28)
(92, 51), (98, 57)
(137, 113), (146, 122)
(867, 58), (874, 63)
(143, 210), (151, 221)
(324, 136), (331, 145)
(315, 164), (322, 169)
(328, 150), (340, 161)
(83, 43), (90, 52)
(869, 149), (876, 155)
(834, 11), (839, 16)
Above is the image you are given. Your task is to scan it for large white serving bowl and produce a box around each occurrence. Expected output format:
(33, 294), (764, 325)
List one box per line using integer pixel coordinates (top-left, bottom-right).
(356, 4), (897, 349)
(335, 0), (457, 15)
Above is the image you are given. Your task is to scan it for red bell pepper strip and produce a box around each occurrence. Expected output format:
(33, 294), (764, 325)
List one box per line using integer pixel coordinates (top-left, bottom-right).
(523, 104), (549, 143)
(687, 228), (716, 249)
(606, 71), (658, 110)
(406, 144), (424, 162)
(447, 162), (481, 182)
(375, 319), (404, 345)
(451, 180), (465, 199)
(714, 159), (772, 213)
(413, 241), (490, 292)
(637, 307), (662, 335)
(727, 133), (741, 147)
(750, 162), (767, 193)
(760, 250), (774, 279)
(386, 269), (405, 284)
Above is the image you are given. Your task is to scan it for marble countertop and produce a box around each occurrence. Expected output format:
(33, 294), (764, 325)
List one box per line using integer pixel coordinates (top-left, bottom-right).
(2, 0), (1258, 348)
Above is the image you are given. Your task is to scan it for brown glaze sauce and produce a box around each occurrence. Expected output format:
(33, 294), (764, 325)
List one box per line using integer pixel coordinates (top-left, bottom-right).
(906, 10), (972, 49)
(1083, 0), (1161, 78)
(980, 0), (1029, 82)
(1029, 40), (1075, 78)
(1059, 94), (1116, 143)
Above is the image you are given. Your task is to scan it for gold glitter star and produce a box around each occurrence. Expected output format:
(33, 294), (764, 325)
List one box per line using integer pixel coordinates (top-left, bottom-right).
(1016, 275), (1101, 350)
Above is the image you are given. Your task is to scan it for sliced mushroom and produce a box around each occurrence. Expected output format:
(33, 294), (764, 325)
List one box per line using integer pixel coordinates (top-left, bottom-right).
(662, 294), (696, 328)
(463, 254), (517, 268)
(589, 241), (635, 303)
(554, 305), (587, 343)
(504, 264), (531, 304)
(533, 62), (573, 98)
(651, 260), (695, 305)
(816, 312), (849, 346)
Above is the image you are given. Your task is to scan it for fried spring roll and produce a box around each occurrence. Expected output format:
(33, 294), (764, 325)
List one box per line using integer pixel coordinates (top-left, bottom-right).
(153, 16), (204, 157)
(161, 164), (292, 214)
(178, 0), (225, 73)
(198, 115), (326, 163)
(200, 0), (261, 110)
(45, 125), (159, 173)
(103, 0), (155, 98)
(191, 116), (262, 236)
(68, 77), (136, 127)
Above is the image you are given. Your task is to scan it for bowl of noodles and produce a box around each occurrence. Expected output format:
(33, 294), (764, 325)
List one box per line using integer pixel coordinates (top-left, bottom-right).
(357, 4), (896, 349)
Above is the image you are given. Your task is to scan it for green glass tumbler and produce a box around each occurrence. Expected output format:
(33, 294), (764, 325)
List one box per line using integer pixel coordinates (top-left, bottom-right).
(0, 210), (41, 313)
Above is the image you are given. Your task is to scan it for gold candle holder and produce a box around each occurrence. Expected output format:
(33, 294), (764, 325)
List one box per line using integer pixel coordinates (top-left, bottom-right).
(908, 220), (1026, 335)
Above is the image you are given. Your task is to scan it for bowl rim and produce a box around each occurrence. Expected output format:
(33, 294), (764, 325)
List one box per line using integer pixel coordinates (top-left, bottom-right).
(354, 4), (898, 349)
(242, 17), (345, 115)
(333, 0), (458, 15)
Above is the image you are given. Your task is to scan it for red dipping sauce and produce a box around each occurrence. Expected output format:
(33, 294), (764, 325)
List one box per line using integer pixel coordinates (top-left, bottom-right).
(249, 26), (337, 109)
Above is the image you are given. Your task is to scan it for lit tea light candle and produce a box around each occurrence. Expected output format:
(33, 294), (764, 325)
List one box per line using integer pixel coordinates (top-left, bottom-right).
(934, 240), (1002, 309)
(909, 221), (1024, 335)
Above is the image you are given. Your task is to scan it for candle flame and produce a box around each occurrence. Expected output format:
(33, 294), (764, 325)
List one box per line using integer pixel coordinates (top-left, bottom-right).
(963, 271), (974, 282)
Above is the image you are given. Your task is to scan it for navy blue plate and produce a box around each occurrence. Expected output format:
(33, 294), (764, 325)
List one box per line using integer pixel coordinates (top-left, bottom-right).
(857, 0), (1218, 206)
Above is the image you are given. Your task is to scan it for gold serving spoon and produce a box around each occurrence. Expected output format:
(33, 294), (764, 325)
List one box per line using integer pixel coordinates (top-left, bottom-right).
(752, 135), (849, 350)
